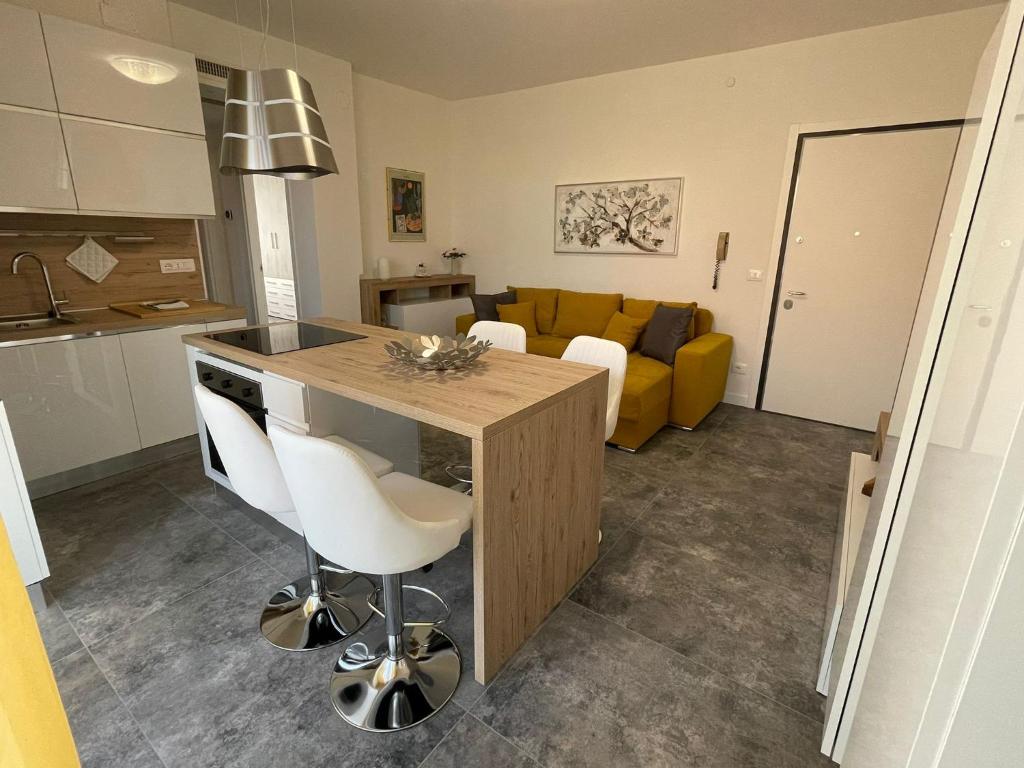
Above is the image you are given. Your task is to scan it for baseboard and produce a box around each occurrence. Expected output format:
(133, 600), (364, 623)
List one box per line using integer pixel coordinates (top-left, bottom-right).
(723, 391), (750, 407)
(27, 436), (201, 500)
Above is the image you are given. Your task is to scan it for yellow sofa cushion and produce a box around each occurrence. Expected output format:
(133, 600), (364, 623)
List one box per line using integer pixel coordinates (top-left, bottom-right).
(497, 301), (538, 336)
(552, 290), (623, 339)
(623, 297), (697, 340)
(618, 352), (673, 422)
(509, 287), (559, 334)
(602, 311), (647, 351)
(526, 334), (572, 357)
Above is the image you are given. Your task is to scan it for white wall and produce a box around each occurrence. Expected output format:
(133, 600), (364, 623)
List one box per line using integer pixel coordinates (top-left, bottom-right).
(353, 74), (453, 277)
(446, 6), (1004, 404)
(7, 0), (366, 322)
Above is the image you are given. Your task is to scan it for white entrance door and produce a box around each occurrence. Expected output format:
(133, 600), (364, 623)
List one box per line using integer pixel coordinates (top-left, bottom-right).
(761, 126), (961, 430)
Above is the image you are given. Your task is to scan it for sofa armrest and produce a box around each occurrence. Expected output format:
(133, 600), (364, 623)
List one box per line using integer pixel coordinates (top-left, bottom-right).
(669, 332), (734, 428)
(455, 313), (476, 337)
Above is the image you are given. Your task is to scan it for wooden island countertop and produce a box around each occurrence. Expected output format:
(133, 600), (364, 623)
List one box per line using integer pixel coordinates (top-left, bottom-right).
(183, 317), (607, 440)
(184, 317), (609, 684)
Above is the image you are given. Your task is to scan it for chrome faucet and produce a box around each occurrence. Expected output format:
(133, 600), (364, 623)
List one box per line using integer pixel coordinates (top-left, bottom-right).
(11, 252), (68, 319)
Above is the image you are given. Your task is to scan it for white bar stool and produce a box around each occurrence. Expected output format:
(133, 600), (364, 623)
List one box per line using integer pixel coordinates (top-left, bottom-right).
(466, 320), (527, 352)
(561, 336), (627, 442)
(269, 425), (473, 732)
(444, 320), (527, 489)
(194, 384), (391, 652)
(561, 337), (627, 543)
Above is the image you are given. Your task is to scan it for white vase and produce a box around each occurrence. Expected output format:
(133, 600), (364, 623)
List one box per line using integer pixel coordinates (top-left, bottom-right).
(377, 257), (391, 280)
(449, 258), (461, 275)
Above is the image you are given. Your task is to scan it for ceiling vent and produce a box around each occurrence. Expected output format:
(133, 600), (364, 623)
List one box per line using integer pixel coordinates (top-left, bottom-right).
(195, 57), (231, 83)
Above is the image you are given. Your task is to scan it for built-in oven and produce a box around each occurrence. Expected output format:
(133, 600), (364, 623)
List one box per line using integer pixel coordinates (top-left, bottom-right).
(195, 360), (266, 476)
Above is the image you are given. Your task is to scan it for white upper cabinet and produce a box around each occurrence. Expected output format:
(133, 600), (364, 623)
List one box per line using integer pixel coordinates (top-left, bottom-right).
(41, 13), (204, 135)
(0, 5), (214, 216)
(0, 2), (57, 111)
(0, 107), (76, 211)
(63, 118), (215, 217)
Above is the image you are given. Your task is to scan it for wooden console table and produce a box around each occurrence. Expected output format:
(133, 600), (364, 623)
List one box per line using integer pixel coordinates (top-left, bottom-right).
(359, 274), (475, 326)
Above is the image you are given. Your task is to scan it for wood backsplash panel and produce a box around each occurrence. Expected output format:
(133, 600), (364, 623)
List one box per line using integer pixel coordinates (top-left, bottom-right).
(0, 214), (205, 316)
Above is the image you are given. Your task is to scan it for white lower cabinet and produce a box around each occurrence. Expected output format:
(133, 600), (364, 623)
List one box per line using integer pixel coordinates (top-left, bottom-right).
(0, 335), (141, 482)
(120, 323), (207, 449)
(0, 319), (247, 483)
(0, 402), (48, 585)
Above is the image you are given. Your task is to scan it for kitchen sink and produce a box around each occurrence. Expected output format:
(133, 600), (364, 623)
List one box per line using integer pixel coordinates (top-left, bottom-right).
(0, 315), (79, 332)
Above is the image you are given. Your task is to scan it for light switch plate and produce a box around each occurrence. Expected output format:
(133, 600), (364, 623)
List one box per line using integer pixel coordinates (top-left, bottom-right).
(160, 259), (196, 274)
(747, 269), (764, 281)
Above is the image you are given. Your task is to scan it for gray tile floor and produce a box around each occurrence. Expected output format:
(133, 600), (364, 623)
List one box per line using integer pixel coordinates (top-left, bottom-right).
(33, 403), (868, 767)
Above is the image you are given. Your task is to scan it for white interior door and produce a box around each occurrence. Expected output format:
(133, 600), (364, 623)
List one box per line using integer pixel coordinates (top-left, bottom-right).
(762, 126), (961, 430)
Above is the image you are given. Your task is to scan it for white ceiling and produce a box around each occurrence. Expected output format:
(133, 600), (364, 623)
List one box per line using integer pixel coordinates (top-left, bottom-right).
(174, 0), (1001, 99)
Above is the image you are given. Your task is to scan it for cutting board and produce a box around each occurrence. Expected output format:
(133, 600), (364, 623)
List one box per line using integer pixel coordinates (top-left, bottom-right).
(109, 299), (229, 319)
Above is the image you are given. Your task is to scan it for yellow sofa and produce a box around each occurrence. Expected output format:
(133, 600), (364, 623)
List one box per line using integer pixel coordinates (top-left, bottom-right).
(456, 287), (733, 450)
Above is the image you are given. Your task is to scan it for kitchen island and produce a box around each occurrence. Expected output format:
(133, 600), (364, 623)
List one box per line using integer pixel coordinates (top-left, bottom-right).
(184, 318), (607, 684)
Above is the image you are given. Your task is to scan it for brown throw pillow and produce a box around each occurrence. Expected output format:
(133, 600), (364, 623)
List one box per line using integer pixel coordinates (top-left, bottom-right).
(640, 304), (694, 365)
(602, 312), (647, 351)
(497, 301), (539, 336)
(470, 290), (517, 322)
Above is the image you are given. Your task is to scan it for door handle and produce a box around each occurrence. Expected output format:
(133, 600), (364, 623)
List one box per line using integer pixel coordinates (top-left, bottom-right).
(786, 290), (807, 297)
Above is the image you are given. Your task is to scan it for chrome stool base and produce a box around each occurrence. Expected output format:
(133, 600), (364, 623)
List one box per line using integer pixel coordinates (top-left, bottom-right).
(329, 625), (461, 732)
(259, 570), (374, 651)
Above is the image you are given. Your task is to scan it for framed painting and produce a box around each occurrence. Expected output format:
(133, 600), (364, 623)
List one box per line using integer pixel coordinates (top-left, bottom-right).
(386, 168), (425, 242)
(555, 177), (683, 254)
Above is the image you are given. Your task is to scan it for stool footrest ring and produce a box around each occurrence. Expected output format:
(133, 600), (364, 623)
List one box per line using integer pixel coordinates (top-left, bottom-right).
(366, 583), (451, 628)
(319, 564), (355, 576)
(444, 464), (473, 485)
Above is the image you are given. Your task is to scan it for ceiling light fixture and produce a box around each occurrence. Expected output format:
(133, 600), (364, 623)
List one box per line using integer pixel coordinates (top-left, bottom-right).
(109, 56), (178, 85)
(219, 0), (338, 180)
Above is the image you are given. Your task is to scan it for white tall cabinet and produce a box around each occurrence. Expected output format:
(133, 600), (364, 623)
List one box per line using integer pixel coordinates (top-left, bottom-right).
(0, 402), (48, 587)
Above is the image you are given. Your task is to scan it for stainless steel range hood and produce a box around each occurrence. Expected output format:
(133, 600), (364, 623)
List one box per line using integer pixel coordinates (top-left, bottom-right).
(219, 67), (338, 181)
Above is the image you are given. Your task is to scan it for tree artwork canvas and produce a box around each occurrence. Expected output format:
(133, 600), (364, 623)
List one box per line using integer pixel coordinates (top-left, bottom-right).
(555, 178), (683, 255)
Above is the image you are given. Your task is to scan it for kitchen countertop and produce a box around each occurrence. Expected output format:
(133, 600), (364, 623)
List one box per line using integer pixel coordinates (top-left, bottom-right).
(183, 317), (605, 440)
(0, 301), (247, 347)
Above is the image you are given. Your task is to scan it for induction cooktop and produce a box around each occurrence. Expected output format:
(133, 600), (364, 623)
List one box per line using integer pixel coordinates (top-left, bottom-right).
(206, 322), (366, 355)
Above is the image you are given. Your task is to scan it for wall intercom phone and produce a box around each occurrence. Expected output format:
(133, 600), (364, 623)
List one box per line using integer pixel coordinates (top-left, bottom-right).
(713, 231), (729, 290)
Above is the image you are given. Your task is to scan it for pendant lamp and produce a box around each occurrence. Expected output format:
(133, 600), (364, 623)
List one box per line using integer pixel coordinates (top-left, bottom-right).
(220, 0), (338, 180)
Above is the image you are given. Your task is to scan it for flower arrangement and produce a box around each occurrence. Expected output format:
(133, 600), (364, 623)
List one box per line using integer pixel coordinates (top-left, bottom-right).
(442, 248), (466, 274)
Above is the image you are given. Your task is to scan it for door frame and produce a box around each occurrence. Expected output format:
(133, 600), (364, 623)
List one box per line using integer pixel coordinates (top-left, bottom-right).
(752, 118), (966, 413)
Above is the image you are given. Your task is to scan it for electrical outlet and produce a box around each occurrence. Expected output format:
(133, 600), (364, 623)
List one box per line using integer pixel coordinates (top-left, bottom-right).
(731, 362), (749, 375)
(747, 269), (763, 281)
(160, 259), (196, 274)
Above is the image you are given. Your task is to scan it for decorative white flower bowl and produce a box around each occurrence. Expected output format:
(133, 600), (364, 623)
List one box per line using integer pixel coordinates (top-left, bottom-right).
(384, 334), (491, 371)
